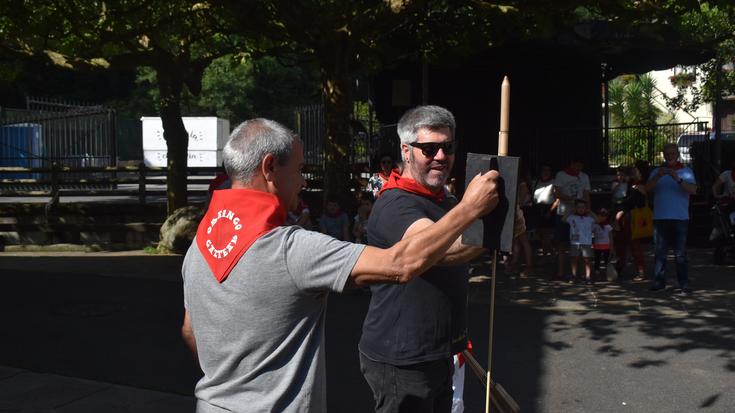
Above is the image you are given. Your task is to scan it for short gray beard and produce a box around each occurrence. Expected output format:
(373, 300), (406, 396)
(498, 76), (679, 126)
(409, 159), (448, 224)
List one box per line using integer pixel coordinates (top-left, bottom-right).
(408, 151), (447, 191)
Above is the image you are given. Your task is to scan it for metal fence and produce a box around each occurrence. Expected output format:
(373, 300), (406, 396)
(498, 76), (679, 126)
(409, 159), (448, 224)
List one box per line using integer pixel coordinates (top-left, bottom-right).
(606, 121), (709, 167)
(294, 103), (379, 185)
(0, 97), (117, 176)
(526, 121), (709, 175)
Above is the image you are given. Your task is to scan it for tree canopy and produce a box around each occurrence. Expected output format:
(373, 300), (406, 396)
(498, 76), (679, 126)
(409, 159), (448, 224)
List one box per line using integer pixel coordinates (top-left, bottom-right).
(2, 0), (734, 213)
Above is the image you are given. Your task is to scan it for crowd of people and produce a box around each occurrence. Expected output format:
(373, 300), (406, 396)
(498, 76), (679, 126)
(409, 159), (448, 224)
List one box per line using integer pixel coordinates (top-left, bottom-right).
(186, 105), (699, 412)
(488, 146), (697, 295)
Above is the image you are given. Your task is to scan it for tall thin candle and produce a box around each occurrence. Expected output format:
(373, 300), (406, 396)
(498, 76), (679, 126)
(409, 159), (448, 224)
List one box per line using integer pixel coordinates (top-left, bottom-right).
(498, 76), (510, 156)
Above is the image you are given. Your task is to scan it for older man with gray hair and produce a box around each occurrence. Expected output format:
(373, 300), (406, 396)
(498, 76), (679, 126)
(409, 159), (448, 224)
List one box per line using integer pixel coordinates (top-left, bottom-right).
(359, 105), (489, 412)
(181, 118), (500, 412)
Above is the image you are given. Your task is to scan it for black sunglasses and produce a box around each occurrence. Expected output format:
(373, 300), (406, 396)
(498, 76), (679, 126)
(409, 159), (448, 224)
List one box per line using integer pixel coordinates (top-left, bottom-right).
(409, 141), (456, 157)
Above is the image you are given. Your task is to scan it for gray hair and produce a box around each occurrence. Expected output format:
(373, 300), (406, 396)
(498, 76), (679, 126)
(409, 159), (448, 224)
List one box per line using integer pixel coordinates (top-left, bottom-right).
(397, 105), (456, 146)
(222, 118), (295, 183)
(663, 142), (679, 153)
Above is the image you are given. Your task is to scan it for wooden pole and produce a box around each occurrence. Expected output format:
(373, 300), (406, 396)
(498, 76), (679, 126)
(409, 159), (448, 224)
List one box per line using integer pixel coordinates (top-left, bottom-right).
(486, 250), (498, 413)
(487, 75), (510, 413)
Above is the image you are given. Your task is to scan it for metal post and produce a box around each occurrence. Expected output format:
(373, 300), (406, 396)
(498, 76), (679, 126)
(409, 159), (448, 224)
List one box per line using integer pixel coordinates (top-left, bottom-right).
(714, 59), (722, 172)
(138, 162), (146, 205)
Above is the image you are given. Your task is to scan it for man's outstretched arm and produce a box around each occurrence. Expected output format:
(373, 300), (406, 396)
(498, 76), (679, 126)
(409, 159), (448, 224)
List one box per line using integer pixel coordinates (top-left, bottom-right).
(348, 170), (499, 286)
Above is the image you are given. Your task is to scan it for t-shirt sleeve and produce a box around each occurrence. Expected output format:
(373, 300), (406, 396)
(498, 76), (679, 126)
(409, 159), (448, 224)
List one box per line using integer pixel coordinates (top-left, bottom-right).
(369, 194), (432, 247)
(648, 168), (659, 182)
(284, 228), (365, 293)
(582, 174), (591, 191)
(552, 171), (562, 188)
(682, 168), (697, 184)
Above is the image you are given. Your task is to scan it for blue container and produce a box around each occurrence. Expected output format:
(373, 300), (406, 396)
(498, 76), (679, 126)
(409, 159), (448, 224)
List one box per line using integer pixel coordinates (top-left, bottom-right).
(0, 123), (44, 179)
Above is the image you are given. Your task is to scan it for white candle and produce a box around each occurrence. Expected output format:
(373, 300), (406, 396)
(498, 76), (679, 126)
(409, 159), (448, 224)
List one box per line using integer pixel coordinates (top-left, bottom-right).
(498, 76), (510, 156)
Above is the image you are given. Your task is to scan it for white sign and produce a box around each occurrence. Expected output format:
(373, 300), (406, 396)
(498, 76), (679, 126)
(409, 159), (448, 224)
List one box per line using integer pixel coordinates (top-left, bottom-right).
(141, 117), (230, 151)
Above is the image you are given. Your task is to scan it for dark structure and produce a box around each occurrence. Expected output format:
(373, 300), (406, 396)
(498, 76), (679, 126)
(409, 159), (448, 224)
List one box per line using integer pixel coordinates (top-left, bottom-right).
(371, 22), (714, 182)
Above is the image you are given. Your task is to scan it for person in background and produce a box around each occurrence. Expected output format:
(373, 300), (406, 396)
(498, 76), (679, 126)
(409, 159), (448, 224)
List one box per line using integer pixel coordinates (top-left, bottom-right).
(366, 154), (395, 198)
(562, 198), (599, 285)
(612, 166), (647, 280)
(645, 143), (697, 293)
(532, 165), (557, 263)
(320, 197), (351, 241)
(711, 158), (735, 201)
(353, 193), (373, 244)
(592, 208), (614, 278)
(286, 193), (312, 230)
(508, 177), (534, 277)
(553, 157), (591, 280)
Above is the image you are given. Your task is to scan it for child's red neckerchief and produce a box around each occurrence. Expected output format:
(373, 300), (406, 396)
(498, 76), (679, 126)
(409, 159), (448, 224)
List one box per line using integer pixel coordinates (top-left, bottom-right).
(196, 189), (286, 283)
(563, 167), (580, 177)
(379, 170), (445, 203)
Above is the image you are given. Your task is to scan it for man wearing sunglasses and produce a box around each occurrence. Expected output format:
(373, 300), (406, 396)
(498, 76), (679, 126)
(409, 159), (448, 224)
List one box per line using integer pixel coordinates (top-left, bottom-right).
(359, 105), (490, 412)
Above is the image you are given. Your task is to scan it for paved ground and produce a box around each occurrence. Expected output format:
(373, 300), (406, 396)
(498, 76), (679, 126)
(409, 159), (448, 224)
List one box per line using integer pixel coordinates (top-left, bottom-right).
(1, 247), (734, 412)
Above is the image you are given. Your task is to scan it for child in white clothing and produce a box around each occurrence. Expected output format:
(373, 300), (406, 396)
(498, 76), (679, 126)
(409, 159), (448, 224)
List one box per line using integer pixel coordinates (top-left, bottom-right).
(592, 208), (614, 277)
(562, 199), (599, 284)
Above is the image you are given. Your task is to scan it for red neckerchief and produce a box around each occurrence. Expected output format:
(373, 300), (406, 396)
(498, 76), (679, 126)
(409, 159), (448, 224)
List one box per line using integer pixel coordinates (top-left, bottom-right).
(667, 162), (684, 170)
(457, 340), (473, 367)
(378, 170), (445, 203)
(563, 167), (580, 177)
(378, 170), (391, 181)
(196, 189), (286, 283)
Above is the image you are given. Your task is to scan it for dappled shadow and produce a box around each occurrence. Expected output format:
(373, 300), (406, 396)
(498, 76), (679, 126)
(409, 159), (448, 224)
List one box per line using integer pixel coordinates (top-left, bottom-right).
(700, 393), (720, 408)
(464, 246), (735, 410)
(629, 358), (667, 368)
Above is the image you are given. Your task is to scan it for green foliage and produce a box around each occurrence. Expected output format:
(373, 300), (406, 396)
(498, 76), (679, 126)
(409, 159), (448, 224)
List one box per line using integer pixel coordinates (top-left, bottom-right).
(664, 3), (735, 113)
(107, 54), (320, 127)
(608, 74), (665, 127)
(608, 128), (650, 167)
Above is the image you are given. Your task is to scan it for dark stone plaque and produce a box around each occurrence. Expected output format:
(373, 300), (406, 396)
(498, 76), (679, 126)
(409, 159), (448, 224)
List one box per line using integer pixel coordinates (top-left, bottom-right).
(463, 153), (519, 253)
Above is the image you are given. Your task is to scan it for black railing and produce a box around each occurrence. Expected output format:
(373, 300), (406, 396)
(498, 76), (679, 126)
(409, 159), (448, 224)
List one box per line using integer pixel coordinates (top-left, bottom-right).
(0, 97), (117, 172)
(0, 165), (223, 205)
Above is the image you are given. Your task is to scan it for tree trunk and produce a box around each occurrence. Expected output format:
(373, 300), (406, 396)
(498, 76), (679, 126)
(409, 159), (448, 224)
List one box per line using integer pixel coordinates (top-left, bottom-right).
(156, 67), (189, 216)
(320, 57), (354, 207)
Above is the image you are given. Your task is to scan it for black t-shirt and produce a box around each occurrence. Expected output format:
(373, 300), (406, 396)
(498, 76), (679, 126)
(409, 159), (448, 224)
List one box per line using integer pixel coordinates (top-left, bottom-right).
(358, 188), (469, 365)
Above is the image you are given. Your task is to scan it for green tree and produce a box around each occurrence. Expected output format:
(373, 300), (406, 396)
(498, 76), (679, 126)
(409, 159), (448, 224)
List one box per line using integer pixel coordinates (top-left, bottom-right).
(661, 3), (735, 117)
(118, 54), (320, 127)
(1, 0), (239, 215)
(609, 74), (664, 127)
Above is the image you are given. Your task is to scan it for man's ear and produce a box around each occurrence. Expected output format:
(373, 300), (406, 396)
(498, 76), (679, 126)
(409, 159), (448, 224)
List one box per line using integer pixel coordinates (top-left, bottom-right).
(262, 153), (277, 182)
(400, 144), (410, 165)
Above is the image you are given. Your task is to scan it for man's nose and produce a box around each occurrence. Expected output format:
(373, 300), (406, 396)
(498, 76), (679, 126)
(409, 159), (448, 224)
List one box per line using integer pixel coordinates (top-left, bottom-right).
(434, 148), (448, 160)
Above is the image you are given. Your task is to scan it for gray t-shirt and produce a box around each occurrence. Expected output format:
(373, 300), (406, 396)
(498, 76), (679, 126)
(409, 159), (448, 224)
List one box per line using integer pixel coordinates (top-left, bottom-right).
(182, 226), (365, 412)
